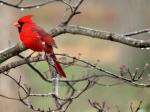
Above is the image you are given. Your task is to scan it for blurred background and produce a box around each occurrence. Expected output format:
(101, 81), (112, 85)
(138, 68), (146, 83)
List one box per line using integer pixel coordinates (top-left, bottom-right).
(1, 0), (150, 112)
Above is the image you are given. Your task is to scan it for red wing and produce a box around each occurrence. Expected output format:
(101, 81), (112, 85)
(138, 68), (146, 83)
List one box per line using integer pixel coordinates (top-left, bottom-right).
(31, 23), (57, 48)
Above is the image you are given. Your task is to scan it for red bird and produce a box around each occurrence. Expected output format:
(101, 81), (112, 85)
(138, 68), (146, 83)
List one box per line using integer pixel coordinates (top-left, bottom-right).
(14, 15), (66, 77)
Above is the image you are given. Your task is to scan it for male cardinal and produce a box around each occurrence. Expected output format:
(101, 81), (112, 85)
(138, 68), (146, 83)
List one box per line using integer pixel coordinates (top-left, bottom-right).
(14, 15), (66, 77)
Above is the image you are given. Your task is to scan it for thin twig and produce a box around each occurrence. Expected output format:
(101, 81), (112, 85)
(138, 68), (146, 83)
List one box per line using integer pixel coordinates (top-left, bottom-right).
(0, 0), (57, 9)
(61, 0), (84, 25)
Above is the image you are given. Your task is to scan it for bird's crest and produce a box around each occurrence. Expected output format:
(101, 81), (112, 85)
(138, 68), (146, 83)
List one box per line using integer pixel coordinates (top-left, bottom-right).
(18, 15), (33, 23)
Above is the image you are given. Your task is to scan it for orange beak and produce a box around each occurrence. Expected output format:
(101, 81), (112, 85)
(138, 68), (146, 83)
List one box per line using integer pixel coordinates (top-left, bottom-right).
(14, 22), (20, 27)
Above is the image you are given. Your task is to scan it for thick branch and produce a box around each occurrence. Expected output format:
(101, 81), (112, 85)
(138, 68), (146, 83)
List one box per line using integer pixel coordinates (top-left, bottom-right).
(59, 25), (150, 48)
(0, 44), (26, 63)
(1, 25), (150, 64)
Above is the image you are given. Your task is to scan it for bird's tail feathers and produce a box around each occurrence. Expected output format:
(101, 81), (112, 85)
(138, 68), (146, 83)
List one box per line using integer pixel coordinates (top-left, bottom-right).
(51, 54), (66, 78)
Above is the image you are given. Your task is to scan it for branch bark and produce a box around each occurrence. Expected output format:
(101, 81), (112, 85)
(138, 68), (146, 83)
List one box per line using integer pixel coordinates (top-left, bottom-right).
(0, 25), (150, 64)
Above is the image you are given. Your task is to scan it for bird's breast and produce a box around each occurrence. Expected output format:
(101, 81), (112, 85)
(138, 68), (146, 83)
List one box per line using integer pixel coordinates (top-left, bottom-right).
(20, 32), (44, 52)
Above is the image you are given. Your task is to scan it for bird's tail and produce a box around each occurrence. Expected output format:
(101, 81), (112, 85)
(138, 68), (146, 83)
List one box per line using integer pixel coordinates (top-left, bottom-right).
(51, 54), (66, 78)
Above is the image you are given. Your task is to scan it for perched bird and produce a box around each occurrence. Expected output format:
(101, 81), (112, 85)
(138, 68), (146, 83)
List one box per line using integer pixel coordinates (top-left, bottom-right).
(14, 15), (66, 77)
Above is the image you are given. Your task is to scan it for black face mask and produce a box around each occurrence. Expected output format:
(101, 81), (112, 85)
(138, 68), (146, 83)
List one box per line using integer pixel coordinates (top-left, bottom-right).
(17, 21), (24, 32)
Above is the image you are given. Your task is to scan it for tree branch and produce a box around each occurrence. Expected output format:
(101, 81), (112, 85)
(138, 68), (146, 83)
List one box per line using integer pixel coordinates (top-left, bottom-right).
(60, 0), (84, 25)
(0, 44), (26, 63)
(1, 25), (150, 64)
(0, 0), (57, 9)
